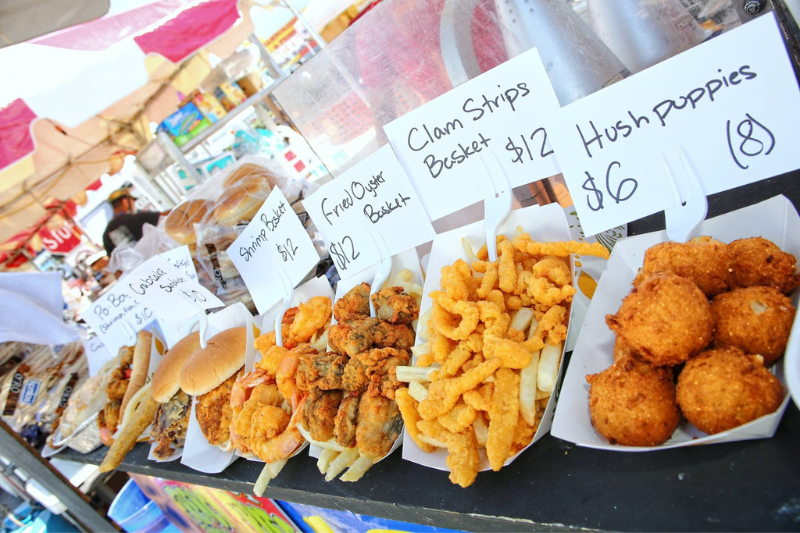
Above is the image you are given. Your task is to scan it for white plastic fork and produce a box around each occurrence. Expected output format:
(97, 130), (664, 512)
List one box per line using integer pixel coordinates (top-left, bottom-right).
(479, 150), (513, 261)
(661, 146), (708, 243)
(273, 265), (295, 348)
(180, 294), (210, 348)
(365, 224), (393, 318)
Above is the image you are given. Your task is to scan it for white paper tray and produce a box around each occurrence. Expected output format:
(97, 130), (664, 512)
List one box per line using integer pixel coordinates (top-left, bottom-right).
(402, 203), (573, 472)
(552, 195), (797, 451)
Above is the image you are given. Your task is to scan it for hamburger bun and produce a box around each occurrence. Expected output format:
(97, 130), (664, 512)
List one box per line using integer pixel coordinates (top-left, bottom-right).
(152, 332), (202, 402)
(180, 327), (246, 396)
(211, 175), (272, 226)
(222, 163), (277, 188)
(165, 200), (211, 245)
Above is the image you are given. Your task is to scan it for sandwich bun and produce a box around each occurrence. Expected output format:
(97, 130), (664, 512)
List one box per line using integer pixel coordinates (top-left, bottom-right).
(165, 200), (210, 245)
(152, 332), (202, 402)
(210, 176), (272, 226)
(222, 163), (278, 188)
(180, 327), (246, 396)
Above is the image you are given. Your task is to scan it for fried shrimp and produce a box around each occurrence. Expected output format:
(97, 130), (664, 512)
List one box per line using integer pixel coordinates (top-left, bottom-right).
(289, 296), (333, 343)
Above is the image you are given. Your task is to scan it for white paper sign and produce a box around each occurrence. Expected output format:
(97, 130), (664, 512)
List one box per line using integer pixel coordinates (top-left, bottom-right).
(304, 146), (436, 278)
(546, 14), (800, 236)
(227, 187), (320, 314)
(126, 256), (224, 327)
(80, 284), (153, 356)
(159, 246), (198, 281)
(384, 48), (561, 221)
(83, 336), (114, 377)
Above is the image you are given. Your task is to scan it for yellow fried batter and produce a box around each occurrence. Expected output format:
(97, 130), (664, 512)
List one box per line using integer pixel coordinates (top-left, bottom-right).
(430, 291), (480, 341)
(437, 399), (477, 433)
(256, 345), (289, 377)
(533, 256), (572, 287)
(477, 263), (499, 299)
(396, 388), (435, 453)
(441, 260), (474, 301)
(418, 358), (501, 420)
(515, 239), (610, 259)
(487, 368), (520, 471)
(289, 296), (332, 343)
(533, 305), (568, 345)
(484, 333), (532, 369)
(498, 240), (517, 293)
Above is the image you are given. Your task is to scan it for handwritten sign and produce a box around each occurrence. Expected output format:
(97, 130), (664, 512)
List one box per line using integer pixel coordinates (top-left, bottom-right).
(384, 48), (561, 221)
(126, 256), (223, 318)
(160, 246), (198, 281)
(546, 14), (800, 235)
(81, 284), (153, 356)
(84, 336), (114, 377)
(305, 146), (436, 278)
(228, 187), (320, 314)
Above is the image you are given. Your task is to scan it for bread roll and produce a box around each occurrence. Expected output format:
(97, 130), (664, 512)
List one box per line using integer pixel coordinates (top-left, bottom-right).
(180, 327), (246, 396)
(210, 176), (272, 227)
(151, 332), (202, 402)
(165, 200), (211, 245)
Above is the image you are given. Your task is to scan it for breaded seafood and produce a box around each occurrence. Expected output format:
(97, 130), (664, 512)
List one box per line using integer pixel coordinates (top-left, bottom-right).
(711, 287), (795, 365)
(633, 236), (731, 297)
(370, 286), (419, 324)
(606, 272), (713, 367)
(676, 346), (784, 435)
(587, 356), (679, 446)
(728, 237), (799, 294)
(333, 282), (371, 322)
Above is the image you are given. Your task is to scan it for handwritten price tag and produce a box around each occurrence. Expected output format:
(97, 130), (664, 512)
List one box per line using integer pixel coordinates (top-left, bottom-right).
(228, 187), (320, 314)
(81, 284), (152, 356)
(160, 245), (198, 281)
(546, 14), (800, 235)
(384, 48), (561, 221)
(83, 336), (114, 377)
(305, 145), (436, 278)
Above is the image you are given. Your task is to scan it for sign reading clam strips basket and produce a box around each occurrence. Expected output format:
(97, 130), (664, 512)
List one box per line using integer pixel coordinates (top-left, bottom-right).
(552, 196), (797, 450)
(384, 47), (561, 221)
(228, 187), (320, 315)
(546, 14), (800, 236)
(304, 145), (436, 279)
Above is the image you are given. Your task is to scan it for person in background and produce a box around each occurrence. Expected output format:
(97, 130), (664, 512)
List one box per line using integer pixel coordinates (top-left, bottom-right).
(102, 188), (165, 254)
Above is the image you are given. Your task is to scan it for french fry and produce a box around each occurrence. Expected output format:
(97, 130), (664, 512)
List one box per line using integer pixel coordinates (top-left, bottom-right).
(325, 447), (359, 481)
(418, 308), (433, 341)
(253, 459), (288, 496)
(418, 434), (447, 448)
(520, 351), (540, 426)
(317, 448), (338, 474)
(396, 365), (438, 383)
(340, 455), (375, 482)
(473, 414), (489, 446)
(310, 330), (328, 353)
(391, 269), (413, 285)
(408, 380), (429, 402)
(411, 343), (429, 358)
(297, 426), (347, 452)
(527, 317), (540, 340)
(538, 342), (562, 393)
(536, 389), (552, 400)
(510, 308), (534, 333)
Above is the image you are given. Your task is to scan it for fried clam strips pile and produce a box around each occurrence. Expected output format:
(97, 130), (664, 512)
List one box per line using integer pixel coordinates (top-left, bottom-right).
(607, 272), (713, 367)
(676, 346), (784, 435)
(396, 233), (610, 487)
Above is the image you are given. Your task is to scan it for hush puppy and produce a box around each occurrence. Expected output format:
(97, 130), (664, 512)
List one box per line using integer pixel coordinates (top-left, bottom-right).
(711, 287), (796, 365)
(587, 356), (680, 446)
(633, 236), (731, 297)
(613, 337), (636, 361)
(676, 346), (784, 435)
(607, 272), (714, 367)
(728, 237), (799, 294)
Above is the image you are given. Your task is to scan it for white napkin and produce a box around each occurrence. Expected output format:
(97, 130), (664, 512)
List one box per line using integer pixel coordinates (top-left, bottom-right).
(0, 272), (79, 345)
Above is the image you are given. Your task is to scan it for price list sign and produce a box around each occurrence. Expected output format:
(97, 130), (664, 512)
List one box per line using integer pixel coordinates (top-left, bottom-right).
(228, 187), (320, 314)
(546, 14), (800, 236)
(384, 48), (561, 220)
(305, 145), (436, 278)
(81, 283), (154, 356)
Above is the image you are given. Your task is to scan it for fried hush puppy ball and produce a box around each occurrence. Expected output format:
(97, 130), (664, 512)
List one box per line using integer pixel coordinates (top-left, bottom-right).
(633, 236), (731, 297)
(587, 356), (680, 446)
(606, 272), (714, 367)
(677, 346), (784, 435)
(728, 237), (799, 294)
(711, 287), (796, 365)
(613, 337), (636, 361)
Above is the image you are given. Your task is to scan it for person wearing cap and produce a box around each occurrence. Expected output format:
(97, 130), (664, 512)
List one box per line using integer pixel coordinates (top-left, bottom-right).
(102, 188), (164, 254)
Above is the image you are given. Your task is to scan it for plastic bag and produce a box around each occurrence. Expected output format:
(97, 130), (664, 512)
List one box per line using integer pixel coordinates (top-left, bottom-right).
(106, 222), (180, 277)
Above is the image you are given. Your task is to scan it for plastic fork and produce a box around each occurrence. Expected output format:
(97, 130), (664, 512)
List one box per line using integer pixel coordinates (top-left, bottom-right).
(180, 294), (210, 348)
(365, 224), (393, 318)
(273, 265), (295, 348)
(661, 146), (708, 243)
(479, 151), (513, 261)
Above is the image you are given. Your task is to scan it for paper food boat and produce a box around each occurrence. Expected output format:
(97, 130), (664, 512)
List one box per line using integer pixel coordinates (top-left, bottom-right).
(552, 195), (796, 451)
(305, 248), (425, 465)
(402, 203), (573, 472)
(232, 275), (334, 463)
(180, 303), (252, 472)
